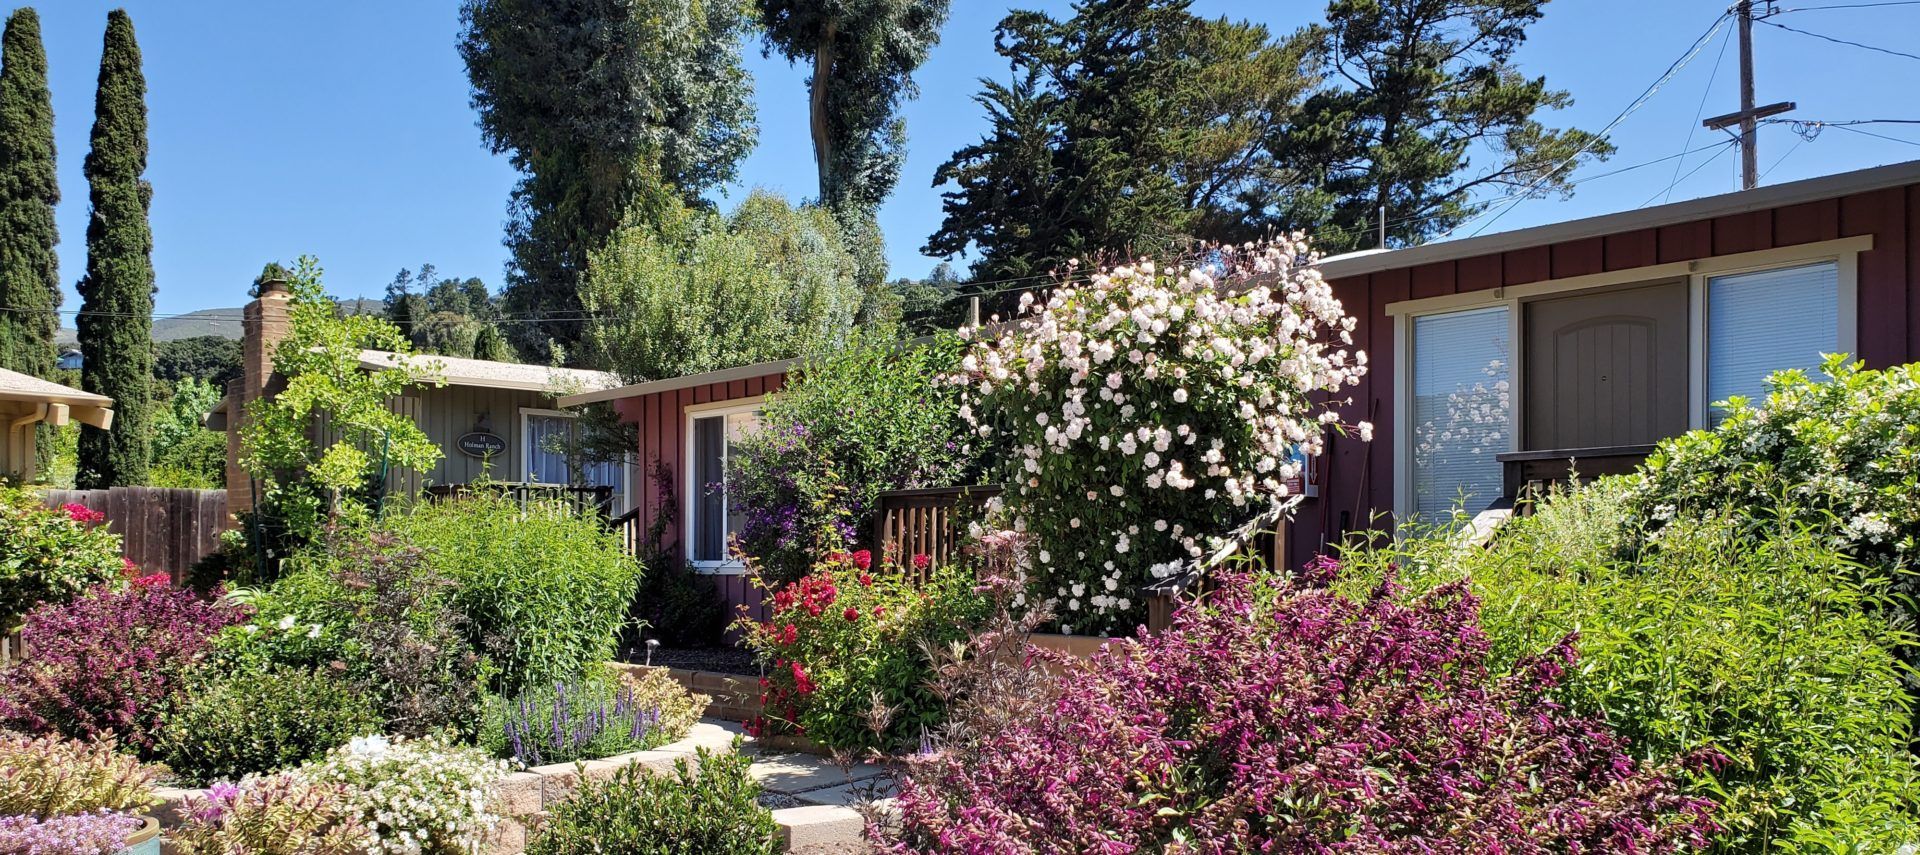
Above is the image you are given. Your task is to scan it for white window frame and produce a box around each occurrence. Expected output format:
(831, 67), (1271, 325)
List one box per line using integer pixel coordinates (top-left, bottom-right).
(1387, 236), (1867, 521)
(519, 406), (634, 511)
(683, 397), (765, 574)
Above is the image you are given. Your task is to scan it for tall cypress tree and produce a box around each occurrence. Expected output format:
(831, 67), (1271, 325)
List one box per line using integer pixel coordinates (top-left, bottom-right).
(0, 8), (60, 380)
(75, 10), (153, 488)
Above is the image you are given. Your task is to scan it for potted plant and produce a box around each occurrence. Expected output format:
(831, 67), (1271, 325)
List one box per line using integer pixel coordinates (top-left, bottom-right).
(0, 733), (162, 854)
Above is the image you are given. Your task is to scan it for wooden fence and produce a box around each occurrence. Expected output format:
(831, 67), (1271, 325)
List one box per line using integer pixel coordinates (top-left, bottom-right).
(39, 487), (229, 585)
(872, 485), (1003, 582)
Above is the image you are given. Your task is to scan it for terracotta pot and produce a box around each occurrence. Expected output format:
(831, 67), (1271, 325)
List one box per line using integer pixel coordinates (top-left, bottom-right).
(118, 815), (160, 855)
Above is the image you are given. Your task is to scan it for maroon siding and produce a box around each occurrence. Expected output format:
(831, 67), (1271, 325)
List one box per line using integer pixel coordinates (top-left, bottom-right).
(617, 370), (787, 626)
(1285, 183), (1920, 571)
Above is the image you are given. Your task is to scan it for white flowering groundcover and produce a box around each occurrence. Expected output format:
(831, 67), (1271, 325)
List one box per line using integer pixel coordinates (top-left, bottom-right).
(951, 237), (1370, 634)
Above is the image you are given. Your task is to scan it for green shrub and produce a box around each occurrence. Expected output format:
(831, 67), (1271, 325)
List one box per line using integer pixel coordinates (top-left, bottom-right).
(1624, 356), (1920, 588)
(729, 334), (975, 585)
(1337, 482), (1920, 852)
(0, 485), (126, 624)
(628, 462), (726, 648)
(0, 732), (157, 817)
(382, 491), (645, 694)
(742, 547), (993, 752)
(528, 741), (778, 855)
(157, 663), (379, 785)
(228, 530), (488, 739)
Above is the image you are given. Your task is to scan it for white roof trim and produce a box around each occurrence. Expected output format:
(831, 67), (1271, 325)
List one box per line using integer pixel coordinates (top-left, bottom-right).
(358, 350), (619, 395)
(1316, 159), (1920, 280)
(557, 357), (798, 408)
(0, 367), (113, 407)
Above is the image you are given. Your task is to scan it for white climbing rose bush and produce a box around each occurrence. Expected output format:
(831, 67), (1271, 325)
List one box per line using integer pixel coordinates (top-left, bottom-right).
(950, 237), (1370, 633)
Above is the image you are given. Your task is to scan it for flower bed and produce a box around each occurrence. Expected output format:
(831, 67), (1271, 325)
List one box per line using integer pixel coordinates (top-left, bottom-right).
(149, 720), (747, 855)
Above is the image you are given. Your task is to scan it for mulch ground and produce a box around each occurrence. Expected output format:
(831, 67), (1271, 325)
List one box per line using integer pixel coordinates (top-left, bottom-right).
(629, 645), (760, 675)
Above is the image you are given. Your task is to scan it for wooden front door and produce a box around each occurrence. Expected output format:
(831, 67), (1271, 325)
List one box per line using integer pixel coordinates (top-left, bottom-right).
(1523, 281), (1689, 451)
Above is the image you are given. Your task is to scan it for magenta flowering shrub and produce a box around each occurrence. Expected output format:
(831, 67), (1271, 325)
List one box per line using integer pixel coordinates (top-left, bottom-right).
(0, 577), (248, 749)
(878, 569), (1718, 853)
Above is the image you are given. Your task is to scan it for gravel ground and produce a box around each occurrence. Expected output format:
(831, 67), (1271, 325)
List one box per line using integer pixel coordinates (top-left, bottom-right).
(629, 645), (759, 675)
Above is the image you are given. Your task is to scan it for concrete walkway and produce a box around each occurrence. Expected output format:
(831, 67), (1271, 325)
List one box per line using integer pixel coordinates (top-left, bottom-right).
(743, 734), (896, 853)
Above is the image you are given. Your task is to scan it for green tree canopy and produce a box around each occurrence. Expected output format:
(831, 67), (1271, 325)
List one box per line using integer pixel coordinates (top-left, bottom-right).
(153, 335), (241, 389)
(0, 8), (59, 380)
(76, 9), (154, 488)
(924, 0), (1317, 301)
(581, 191), (866, 383)
(757, 0), (950, 213)
(1276, 0), (1613, 250)
(459, 0), (758, 362)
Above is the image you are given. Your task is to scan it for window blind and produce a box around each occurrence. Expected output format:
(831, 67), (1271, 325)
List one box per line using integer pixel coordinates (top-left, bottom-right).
(1707, 261), (1838, 414)
(692, 416), (726, 562)
(1412, 306), (1513, 519)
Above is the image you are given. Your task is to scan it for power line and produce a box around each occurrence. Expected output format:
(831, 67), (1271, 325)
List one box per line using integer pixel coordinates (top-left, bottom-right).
(1639, 140), (1740, 208)
(1771, 1), (1920, 11)
(1754, 17), (1920, 61)
(1458, 8), (1737, 239)
(1667, 22), (1735, 203)
(1829, 122), (1920, 147)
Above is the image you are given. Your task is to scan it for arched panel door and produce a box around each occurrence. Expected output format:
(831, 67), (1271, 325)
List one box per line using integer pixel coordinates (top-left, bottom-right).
(1523, 281), (1689, 451)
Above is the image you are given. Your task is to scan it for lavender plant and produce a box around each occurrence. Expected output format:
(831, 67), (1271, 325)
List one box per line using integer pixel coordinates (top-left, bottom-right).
(481, 673), (686, 766)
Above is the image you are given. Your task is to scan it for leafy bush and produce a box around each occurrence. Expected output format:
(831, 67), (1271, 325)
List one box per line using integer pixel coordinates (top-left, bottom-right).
(628, 462), (725, 647)
(383, 491), (644, 694)
(528, 741), (778, 855)
(0, 811), (143, 853)
(479, 667), (703, 766)
(168, 772), (372, 855)
(729, 334), (974, 584)
(1340, 482), (1920, 851)
(239, 531), (487, 738)
(0, 577), (246, 749)
(0, 733), (156, 817)
(0, 486), (126, 624)
(879, 569), (1714, 852)
(1625, 357), (1920, 587)
(950, 240), (1370, 633)
(743, 548), (991, 752)
(303, 734), (506, 855)
(156, 663), (379, 785)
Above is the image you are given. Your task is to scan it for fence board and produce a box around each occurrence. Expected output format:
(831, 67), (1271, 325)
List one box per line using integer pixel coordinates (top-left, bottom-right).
(39, 487), (230, 584)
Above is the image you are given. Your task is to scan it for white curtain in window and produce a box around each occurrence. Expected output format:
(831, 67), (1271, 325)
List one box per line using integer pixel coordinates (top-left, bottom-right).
(525, 415), (573, 485)
(1707, 261), (1838, 412)
(1412, 306), (1512, 519)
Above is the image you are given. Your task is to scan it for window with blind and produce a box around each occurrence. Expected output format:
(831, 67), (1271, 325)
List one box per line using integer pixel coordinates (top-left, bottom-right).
(1706, 261), (1839, 415)
(688, 406), (762, 567)
(1411, 306), (1513, 519)
(523, 411), (623, 506)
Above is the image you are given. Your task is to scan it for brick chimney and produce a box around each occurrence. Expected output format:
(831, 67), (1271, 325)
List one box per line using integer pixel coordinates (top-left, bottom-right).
(225, 277), (292, 519)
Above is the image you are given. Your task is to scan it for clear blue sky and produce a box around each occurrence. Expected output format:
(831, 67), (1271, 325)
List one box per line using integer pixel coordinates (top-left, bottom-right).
(9, 0), (1920, 320)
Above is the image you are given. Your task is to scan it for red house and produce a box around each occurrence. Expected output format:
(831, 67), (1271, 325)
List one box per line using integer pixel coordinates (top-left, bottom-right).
(563, 159), (1920, 617)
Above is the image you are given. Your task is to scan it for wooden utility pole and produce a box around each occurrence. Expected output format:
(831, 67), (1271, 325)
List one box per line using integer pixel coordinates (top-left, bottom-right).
(1703, 0), (1794, 190)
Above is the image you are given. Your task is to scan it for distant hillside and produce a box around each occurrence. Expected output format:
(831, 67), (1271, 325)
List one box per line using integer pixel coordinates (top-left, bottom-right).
(55, 298), (383, 345)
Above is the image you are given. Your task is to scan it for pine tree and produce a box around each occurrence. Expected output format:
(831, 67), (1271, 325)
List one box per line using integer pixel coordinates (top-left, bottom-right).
(75, 10), (153, 488)
(0, 8), (60, 380)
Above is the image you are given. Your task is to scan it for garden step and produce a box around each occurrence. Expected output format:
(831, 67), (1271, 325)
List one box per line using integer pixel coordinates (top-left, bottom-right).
(748, 751), (887, 798)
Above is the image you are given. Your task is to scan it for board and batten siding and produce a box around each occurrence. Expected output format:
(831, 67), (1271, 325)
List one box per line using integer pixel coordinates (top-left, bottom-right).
(616, 370), (787, 624)
(316, 384), (575, 497)
(1286, 183), (1920, 571)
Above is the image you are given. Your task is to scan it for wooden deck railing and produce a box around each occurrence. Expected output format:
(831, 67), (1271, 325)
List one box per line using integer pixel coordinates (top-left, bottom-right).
(424, 482), (616, 521)
(872, 485), (1003, 582)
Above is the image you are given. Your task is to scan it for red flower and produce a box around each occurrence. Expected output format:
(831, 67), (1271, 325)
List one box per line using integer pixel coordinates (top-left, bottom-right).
(912, 553), (932, 571)
(858, 574), (873, 587)
(780, 623), (798, 645)
(791, 661), (815, 695)
(872, 605), (887, 618)
(827, 551), (848, 565)
(851, 550), (872, 571)
(62, 503), (105, 524)
(843, 606), (860, 622)
(131, 573), (170, 589)
(745, 716), (767, 737)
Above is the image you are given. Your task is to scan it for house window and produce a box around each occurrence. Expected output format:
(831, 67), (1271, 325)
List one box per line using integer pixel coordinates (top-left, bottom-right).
(1706, 260), (1839, 414)
(1410, 306), (1512, 519)
(687, 402), (762, 570)
(522, 409), (624, 507)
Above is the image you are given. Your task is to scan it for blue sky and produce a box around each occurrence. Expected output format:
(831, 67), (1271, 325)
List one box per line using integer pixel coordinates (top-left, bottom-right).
(9, 0), (1920, 320)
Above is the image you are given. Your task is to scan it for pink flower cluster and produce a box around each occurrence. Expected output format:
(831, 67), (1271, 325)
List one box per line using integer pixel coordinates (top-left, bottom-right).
(0, 811), (140, 854)
(880, 566), (1718, 853)
(60, 502), (106, 525)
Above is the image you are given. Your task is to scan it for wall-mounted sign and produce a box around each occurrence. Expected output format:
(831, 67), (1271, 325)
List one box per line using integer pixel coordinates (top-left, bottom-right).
(457, 431), (507, 459)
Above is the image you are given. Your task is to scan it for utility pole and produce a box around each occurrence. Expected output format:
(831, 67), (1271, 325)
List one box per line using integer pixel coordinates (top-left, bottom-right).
(1703, 0), (1794, 190)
